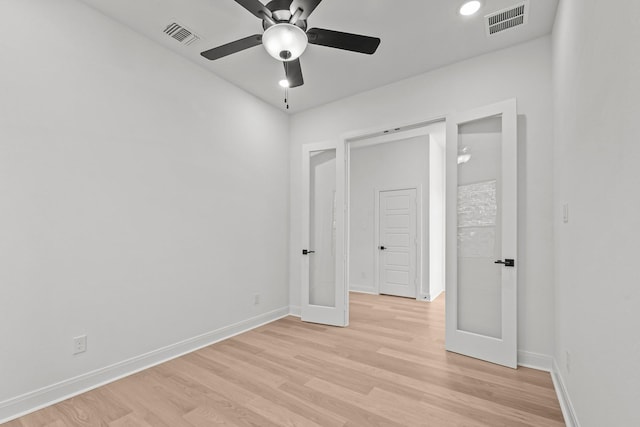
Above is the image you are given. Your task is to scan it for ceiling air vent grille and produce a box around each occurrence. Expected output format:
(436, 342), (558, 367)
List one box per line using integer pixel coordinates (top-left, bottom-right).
(485, 2), (529, 36)
(164, 22), (200, 46)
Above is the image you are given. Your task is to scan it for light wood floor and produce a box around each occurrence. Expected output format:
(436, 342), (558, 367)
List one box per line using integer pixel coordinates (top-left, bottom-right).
(6, 293), (565, 426)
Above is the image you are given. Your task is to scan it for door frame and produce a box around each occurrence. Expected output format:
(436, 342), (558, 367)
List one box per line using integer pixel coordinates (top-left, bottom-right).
(341, 117), (446, 313)
(374, 185), (422, 299)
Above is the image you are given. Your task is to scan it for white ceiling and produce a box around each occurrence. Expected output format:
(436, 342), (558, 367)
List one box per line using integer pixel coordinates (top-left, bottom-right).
(80, 0), (558, 112)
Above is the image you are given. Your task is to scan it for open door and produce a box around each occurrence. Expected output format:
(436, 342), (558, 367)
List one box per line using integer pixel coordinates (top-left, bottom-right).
(301, 142), (347, 326)
(445, 99), (518, 368)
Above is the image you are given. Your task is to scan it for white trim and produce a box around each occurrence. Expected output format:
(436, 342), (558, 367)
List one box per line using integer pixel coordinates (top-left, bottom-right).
(340, 116), (448, 143)
(517, 350), (553, 372)
(348, 287), (378, 295)
(0, 307), (290, 424)
(289, 305), (301, 317)
(427, 288), (444, 302)
(349, 126), (436, 149)
(551, 359), (580, 427)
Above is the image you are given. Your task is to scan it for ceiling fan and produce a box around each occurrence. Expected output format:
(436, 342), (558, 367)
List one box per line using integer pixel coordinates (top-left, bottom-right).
(200, 0), (381, 88)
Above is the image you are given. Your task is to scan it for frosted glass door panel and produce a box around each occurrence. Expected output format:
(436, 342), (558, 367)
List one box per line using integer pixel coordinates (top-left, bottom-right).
(309, 149), (337, 307)
(457, 116), (502, 339)
(446, 99), (517, 368)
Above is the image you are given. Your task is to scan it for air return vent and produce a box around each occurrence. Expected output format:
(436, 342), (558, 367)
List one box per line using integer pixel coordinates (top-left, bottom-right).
(485, 2), (529, 36)
(163, 22), (200, 46)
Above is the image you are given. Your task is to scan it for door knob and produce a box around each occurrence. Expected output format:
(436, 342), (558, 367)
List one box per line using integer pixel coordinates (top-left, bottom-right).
(302, 249), (315, 255)
(494, 259), (515, 267)
(379, 246), (386, 250)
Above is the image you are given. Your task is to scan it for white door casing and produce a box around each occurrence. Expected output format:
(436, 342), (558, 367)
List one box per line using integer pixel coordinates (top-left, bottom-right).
(377, 188), (418, 298)
(445, 99), (518, 368)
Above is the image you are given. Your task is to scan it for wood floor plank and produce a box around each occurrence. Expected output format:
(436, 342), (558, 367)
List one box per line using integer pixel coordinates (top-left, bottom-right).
(6, 293), (565, 426)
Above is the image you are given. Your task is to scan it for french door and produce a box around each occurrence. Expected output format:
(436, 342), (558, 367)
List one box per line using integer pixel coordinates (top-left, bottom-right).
(301, 142), (347, 326)
(445, 99), (518, 368)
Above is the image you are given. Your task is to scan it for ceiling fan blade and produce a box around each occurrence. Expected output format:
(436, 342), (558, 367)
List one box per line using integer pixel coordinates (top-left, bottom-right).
(284, 59), (304, 88)
(200, 35), (263, 60)
(234, 0), (272, 20)
(289, 0), (323, 20)
(307, 28), (381, 54)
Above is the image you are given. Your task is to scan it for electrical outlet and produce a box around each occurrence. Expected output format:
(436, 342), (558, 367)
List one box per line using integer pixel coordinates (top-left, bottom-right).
(253, 293), (260, 305)
(565, 350), (571, 373)
(73, 335), (87, 355)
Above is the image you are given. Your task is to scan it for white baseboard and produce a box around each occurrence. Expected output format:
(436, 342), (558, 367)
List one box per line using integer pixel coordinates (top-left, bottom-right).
(0, 306), (290, 424)
(428, 288), (444, 302)
(348, 285), (377, 294)
(289, 305), (301, 317)
(349, 289), (378, 295)
(551, 359), (580, 427)
(517, 350), (553, 372)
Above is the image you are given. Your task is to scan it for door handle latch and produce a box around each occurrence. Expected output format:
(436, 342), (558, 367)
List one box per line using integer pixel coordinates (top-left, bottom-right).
(494, 259), (515, 267)
(302, 249), (315, 255)
(379, 246), (386, 250)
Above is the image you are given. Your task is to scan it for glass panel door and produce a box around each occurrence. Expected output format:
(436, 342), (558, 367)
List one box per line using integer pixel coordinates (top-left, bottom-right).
(457, 116), (503, 339)
(309, 149), (337, 308)
(445, 99), (518, 368)
(301, 142), (346, 326)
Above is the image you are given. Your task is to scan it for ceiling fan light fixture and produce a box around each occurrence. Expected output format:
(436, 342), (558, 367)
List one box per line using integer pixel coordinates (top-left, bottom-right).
(262, 23), (308, 62)
(459, 1), (482, 16)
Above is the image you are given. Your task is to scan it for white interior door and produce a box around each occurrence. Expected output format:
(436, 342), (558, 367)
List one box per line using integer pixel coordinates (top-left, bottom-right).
(445, 99), (518, 368)
(301, 142), (346, 326)
(377, 188), (417, 298)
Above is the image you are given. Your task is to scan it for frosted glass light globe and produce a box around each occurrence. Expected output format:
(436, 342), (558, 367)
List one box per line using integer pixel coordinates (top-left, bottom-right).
(262, 23), (308, 62)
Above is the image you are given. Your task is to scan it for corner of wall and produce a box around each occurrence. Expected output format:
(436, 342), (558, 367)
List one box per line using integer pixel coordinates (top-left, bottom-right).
(551, 359), (581, 427)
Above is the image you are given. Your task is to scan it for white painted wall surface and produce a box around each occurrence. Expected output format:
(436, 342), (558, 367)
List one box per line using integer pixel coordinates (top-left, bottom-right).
(552, 0), (640, 425)
(349, 136), (429, 296)
(289, 36), (555, 360)
(0, 0), (289, 418)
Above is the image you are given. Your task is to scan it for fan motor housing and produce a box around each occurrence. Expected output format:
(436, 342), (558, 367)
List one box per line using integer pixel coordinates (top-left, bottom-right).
(263, 0), (307, 31)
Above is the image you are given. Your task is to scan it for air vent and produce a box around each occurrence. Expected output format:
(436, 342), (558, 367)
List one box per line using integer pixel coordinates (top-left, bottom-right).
(163, 22), (200, 46)
(485, 2), (529, 36)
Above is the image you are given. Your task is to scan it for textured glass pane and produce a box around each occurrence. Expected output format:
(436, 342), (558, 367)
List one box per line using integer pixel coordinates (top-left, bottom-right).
(457, 117), (502, 339)
(309, 149), (336, 307)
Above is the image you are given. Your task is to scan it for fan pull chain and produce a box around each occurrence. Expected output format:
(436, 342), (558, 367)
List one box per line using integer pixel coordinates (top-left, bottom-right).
(284, 87), (289, 110)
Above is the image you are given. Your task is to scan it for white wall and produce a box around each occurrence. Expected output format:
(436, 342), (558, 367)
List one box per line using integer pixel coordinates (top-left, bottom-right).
(0, 0), (289, 419)
(289, 36), (555, 361)
(552, 0), (640, 425)
(349, 136), (430, 296)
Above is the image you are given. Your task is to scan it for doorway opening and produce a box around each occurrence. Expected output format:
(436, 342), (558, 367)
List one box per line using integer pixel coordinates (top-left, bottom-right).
(346, 121), (446, 302)
(300, 99), (518, 368)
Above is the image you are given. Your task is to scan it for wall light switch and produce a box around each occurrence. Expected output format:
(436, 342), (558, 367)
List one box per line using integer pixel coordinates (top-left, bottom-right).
(563, 204), (569, 223)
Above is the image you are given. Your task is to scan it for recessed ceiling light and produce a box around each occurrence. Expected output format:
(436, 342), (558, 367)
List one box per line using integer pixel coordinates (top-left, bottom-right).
(459, 1), (481, 16)
(279, 79), (290, 88)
